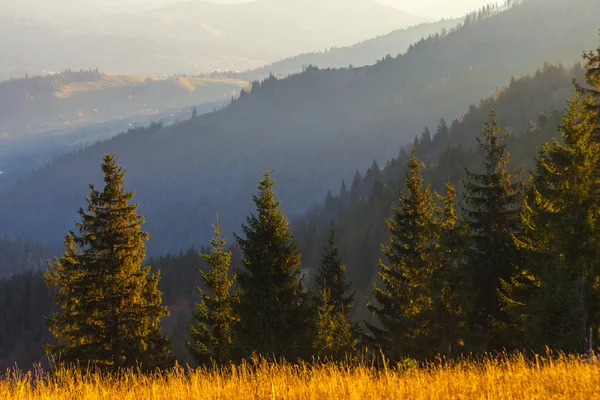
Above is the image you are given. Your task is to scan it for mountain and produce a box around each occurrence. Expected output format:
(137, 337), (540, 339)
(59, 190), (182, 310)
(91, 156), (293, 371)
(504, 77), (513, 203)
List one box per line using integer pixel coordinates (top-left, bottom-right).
(0, 71), (247, 137)
(230, 18), (462, 80)
(0, 0), (427, 78)
(0, 59), (584, 372)
(292, 63), (583, 322)
(0, 70), (247, 173)
(0, 0), (598, 256)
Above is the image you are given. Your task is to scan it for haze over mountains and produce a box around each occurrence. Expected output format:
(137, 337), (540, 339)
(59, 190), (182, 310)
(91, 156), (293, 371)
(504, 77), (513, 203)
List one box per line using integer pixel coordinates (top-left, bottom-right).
(1, 0), (597, 257)
(0, 0), (428, 79)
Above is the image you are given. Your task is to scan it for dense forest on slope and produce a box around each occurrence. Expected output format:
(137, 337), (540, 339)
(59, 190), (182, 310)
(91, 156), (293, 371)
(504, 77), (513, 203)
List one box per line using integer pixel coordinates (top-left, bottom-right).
(0, 60), (585, 369)
(292, 63), (584, 323)
(0, 0), (596, 257)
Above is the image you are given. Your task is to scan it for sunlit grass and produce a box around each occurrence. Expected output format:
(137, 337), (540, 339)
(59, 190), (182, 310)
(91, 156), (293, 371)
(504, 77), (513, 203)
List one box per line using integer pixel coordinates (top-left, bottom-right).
(1, 354), (598, 399)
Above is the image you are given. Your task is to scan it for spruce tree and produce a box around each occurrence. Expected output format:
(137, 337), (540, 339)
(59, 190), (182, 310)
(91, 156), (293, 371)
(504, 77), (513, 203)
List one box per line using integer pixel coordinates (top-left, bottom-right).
(187, 219), (239, 365)
(461, 111), (524, 349)
(313, 286), (358, 360)
(513, 48), (600, 352)
(431, 182), (470, 357)
(312, 228), (358, 359)
(234, 169), (311, 360)
(366, 146), (438, 361)
(44, 154), (171, 371)
(315, 228), (354, 315)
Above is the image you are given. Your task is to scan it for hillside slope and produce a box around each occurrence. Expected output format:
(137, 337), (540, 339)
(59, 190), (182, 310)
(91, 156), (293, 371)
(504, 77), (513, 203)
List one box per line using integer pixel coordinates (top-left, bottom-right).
(232, 18), (462, 80)
(0, 71), (247, 137)
(0, 0), (597, 255)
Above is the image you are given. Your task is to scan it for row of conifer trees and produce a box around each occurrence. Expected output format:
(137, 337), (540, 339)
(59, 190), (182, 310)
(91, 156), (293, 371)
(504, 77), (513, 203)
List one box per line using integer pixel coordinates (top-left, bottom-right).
(43, 42), (600, 370)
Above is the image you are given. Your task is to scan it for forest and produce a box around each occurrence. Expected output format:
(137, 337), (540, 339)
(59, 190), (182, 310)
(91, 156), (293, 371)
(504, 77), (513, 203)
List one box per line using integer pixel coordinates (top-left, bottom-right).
(0, 32), (599, 370)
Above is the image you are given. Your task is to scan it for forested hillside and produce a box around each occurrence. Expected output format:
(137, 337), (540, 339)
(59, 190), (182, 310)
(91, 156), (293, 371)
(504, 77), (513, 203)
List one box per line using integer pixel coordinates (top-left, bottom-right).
(0, 58), (587, 369)
(1, 0), (598, 260)
(292, 63), (583, 323)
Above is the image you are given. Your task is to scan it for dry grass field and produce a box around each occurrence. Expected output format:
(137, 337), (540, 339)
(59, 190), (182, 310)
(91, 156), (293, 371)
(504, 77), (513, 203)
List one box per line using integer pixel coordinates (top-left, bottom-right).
(1, 354), (598, 400)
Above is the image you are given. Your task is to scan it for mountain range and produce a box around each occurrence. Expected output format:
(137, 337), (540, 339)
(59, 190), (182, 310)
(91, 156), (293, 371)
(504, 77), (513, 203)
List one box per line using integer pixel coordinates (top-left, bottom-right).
(0, 0), (428, 79)
(0, 0), (598, 257)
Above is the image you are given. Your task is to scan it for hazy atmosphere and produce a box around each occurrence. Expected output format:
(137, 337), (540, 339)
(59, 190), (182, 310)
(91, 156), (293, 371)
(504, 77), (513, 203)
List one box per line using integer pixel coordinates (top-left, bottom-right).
(1, 0), (600, 398)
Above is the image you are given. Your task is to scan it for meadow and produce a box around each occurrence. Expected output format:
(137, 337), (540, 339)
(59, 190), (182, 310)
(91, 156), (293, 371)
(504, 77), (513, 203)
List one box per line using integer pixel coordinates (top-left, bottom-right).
(1, 354), (598, 400)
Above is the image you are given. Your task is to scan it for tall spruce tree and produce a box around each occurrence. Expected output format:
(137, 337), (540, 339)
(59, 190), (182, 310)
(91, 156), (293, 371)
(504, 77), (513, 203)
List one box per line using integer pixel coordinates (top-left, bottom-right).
(366, 146), (439, 361)
(44, 154), (171, 371)
(512, 46), (600, 353)
(313, 227), (358, 359)
(187, 218), (239, 365)
(461, 111), (524, 350)
(234, 169), (311, 360)
(431, 182), (470, 357)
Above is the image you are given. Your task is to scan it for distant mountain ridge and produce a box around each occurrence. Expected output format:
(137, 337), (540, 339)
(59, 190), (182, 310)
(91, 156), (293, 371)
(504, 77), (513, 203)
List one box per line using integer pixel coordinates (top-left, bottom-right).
(0, 0), (598, 256)
(0, 0), (427, 79)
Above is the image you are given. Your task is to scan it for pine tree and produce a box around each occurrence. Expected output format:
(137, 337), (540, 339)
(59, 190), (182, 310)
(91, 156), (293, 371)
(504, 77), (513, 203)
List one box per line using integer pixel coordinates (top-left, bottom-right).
(234, 169), (311, 360)
(187, 218), (239, 365)
(431, 182), (470, 357)
(312, 228), (358, 359)
(366, 146), (438, 361)
(315, 228), (354, 315)
(44, 154), (171, 371)
(313, 286), (358, 360)
(461, 111), (524, 350)
(513, 47), (600, 352)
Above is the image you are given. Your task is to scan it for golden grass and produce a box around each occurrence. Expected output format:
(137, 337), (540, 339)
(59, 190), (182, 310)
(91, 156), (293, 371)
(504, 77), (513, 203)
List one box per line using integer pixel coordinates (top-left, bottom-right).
(1, 354), (599, 400)
(54, 75), (147, 98)
(54, 75), (248, 98)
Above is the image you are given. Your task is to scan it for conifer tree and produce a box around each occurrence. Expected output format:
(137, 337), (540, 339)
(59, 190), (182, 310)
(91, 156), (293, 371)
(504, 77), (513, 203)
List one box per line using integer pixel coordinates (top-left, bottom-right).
(313, 286), (358, 360)
(461, 111), (524, 349)
(312, 228), (358, 359)
(234, 169), (311, 360)
(315, 228), (354, 315)
(187, 218), (239, 365)
(431, 183), (470, 357)
(44, 154), (171, 371)
(366, 146), (438, 361)
(513, 46), (600, 352)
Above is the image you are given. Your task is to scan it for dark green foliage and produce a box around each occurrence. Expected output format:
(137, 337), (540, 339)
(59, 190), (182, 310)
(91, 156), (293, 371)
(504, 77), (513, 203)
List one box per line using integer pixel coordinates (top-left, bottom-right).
(461, 111), (525, 350)
(366, 147), (439, 361)
(313, 287), (358, 360)
(315, 228), (355, 315)
(234, 169), (312, 360)
(312, 228), (358, 359)
(512, 44), (600, 353)
(187, 220), (239, 365)
(44, 154), (171, 371)
(431, 183), (471, 357)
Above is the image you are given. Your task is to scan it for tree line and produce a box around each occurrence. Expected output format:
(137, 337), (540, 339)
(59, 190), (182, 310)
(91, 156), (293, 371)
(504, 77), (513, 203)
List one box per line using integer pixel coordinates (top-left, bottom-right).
(36, 44), (600, 369)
